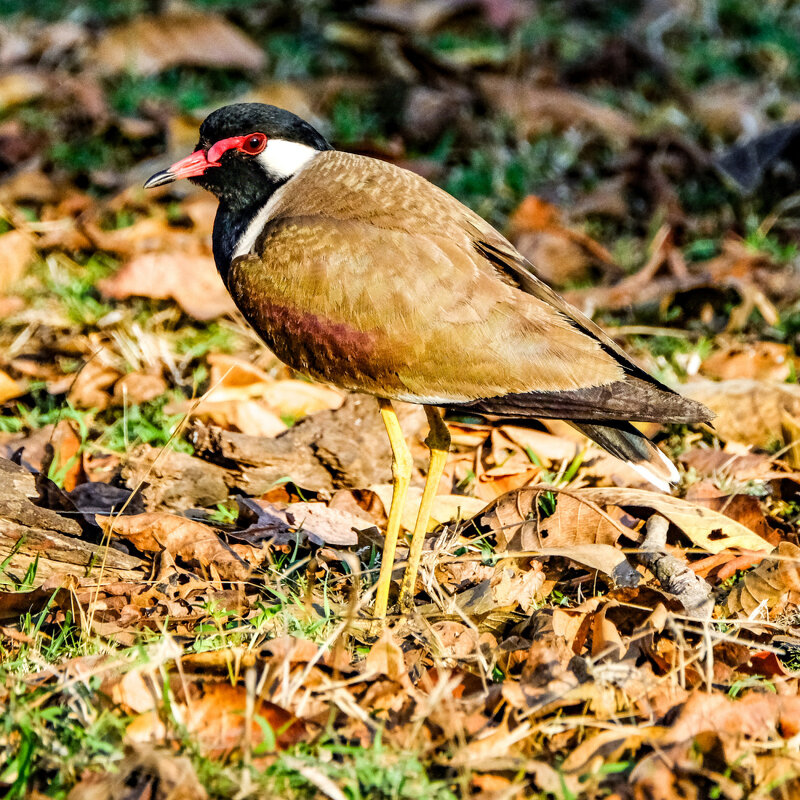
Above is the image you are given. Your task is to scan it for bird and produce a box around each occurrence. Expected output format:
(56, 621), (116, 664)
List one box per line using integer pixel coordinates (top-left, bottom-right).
(144, 102), (713, 626)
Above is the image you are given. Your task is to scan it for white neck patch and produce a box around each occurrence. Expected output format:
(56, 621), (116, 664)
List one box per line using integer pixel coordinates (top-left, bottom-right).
(256, 139), (319, 180)
(231, 141), (320, 261)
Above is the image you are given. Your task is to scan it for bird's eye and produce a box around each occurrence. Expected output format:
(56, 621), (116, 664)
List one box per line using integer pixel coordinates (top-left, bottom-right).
(241, 133), (267, 154)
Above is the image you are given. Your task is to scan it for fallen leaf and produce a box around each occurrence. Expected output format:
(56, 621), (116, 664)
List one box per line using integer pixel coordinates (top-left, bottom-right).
(113, 371), (167, 405)
(66, 745), (208, 800)
(47, 419), (84, 492)
(479, 75), (637, 144)
(370, 484), (486, 532)
(539, 493), (622, 547)
(286, 501), (371, 546)
(490, 560), (545, 613)
(93, 11), (265, 75)
(98, 252), (236, 321)
(98, 512), (250, 581)
(662, 691), (800, 746)
(684, 378), (800, 451)
(0, 229), (36, 292)
(0, 369), (24, 403)
(727, 542), (800, 616)
(700, 341), (798, 382)
(580, 487), (773, 554)
(366, 628), (408, 683)
(429, 620), (481, 658)
(68, 359), (121, 411)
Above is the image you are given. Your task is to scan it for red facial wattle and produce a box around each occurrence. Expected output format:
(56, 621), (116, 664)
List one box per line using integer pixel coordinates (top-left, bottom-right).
(143, 132), (268, 188)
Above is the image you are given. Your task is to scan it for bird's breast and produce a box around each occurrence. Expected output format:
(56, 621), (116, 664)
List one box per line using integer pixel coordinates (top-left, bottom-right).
(227, 277), (406, 394)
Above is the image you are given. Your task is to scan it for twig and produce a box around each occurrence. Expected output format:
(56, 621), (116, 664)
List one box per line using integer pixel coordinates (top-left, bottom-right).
(636, 514), (714, 619)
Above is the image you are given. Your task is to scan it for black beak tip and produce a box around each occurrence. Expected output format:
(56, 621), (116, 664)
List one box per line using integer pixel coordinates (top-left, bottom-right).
(143, 170), (175, 190)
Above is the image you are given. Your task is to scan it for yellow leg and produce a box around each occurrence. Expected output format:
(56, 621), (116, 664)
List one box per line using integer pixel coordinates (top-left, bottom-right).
(372, 399), (413, 629)
(398, 406), (451, 613)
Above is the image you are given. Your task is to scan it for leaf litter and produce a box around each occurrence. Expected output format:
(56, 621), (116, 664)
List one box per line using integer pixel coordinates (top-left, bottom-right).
(2, 2), (800, 799)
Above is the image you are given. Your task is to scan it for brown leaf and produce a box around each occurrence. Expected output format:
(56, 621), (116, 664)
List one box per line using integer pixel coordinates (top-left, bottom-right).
(579, 487), (773, 554)
(0, 229), (36, 293)
(98, 512), (249, 581)
(0, 369), (24, 404)
(662, 691), (800, 746)
(701, 341), (798, 382)
(66, 745), (208, 800)
(366, 629), (408, 683)
(490, 560), (545, 613)
(98, 252), (236, 321)
(67, 359), (121, 411)
(564, 236), (779, 326)
(684, 378), (800, 451)
(509, 196), (616, 286)
(285, 501), (369, 546)
(679, 448), (777, 482)
(480, 75), (637, 144)
(727, 542), (800, 616)
(539, 493), (621, 547)
(48, 419), (84, 492)
(513, 230), (594, 287)
(370, 483), (485, 532)
(113, 372), (168, 406)
(93, 12), (265, 75)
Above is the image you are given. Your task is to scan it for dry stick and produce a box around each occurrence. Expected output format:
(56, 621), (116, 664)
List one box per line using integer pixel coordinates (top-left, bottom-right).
(636, 514), (714, 620)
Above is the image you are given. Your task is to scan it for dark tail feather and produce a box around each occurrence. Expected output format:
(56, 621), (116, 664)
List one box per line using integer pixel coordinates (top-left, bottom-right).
(570, 420), (679, 492)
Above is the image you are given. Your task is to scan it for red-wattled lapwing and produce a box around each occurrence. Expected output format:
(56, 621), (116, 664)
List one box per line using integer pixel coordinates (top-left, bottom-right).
(145, 103), (713, 625)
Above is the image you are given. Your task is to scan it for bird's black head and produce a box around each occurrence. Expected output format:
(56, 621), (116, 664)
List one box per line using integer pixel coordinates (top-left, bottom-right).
(144, 103), (332, 212)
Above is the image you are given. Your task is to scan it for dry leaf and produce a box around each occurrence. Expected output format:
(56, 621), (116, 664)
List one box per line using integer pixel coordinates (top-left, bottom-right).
(580, 487), (773, 554)
(490, 560), (545, 613)
(113, 371), (167, 405)
(285, 501), (369, 546)
(66, 745), (208, 800)
(98, 252), (236, 321)
(366, 628), (408, 683)
(701, 341), (798, 382)
(542, 544), (640, 585)
(68, 359), (121, 411)
(98, 512), (249, 580)
(48, 419), (84, 492)
(684, 379), (800, 450)
(0, 229), (36, 292)
(539, 494), (621, 547)
(727, 541), (800, 616)
(370, 484), (485, 532)
(509, 195), (617, 286)
(480, 75), (637, 144)
(0, 369), (24, 404)
(93, 12), (265, 75)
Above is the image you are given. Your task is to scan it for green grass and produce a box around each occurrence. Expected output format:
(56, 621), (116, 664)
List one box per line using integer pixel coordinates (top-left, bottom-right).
(100, 393), (194, 453)
(32, 253), (117, 326)
(175, 321), (239, 360)
(108, 69), (251, 117)
(676, 0), (800, 89)
(443, 133), (584, 227)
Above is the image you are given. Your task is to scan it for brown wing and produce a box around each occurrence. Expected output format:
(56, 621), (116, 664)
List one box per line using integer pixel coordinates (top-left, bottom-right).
(228, 151), (711, 423)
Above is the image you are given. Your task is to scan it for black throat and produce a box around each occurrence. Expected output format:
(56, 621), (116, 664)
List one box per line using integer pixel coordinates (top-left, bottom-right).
(211, 175), (289, 284)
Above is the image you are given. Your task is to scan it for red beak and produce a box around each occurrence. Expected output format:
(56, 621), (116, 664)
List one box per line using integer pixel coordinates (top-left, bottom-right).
(144, 149), (220, 189)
